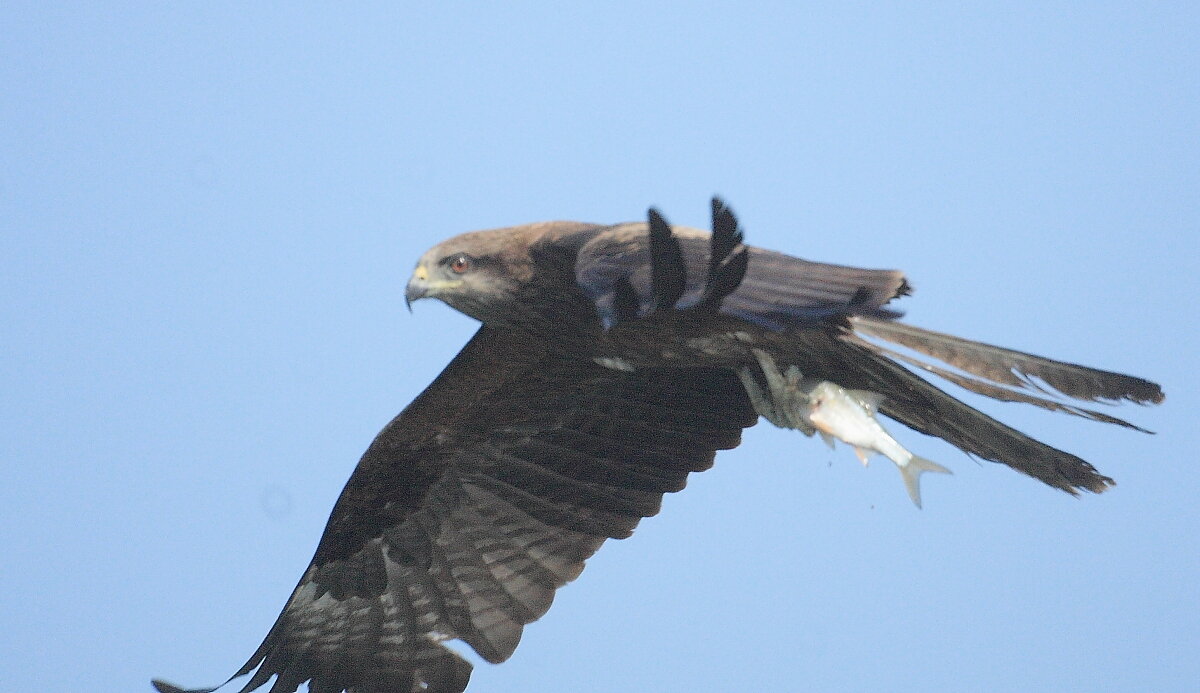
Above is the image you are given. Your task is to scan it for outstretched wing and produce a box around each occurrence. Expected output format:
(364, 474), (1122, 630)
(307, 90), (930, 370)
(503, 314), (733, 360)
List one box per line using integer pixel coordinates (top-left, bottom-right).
(154, 326), (756, 693)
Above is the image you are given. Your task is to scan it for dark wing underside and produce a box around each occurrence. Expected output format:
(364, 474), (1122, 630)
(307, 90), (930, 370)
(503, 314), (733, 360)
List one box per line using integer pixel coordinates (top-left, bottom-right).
(155, 326), (756, 693)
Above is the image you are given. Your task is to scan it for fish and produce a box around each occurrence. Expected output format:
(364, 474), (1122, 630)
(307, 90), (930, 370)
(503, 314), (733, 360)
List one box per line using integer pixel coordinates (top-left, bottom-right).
(804, 381), (952, 508)
(739, 348), (951, 507)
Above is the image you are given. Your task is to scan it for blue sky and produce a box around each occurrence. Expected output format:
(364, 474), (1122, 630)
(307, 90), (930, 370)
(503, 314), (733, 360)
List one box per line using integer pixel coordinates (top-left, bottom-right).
(2, 3), (1197, 692)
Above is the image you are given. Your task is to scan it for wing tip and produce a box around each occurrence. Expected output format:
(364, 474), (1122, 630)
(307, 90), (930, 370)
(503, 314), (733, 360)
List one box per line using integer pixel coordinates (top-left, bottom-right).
(1086, 472), (1117, 494)
(698, 197), (749, 311)
(151, 679), (217, 693)
(1047, 462), (1115, 496)
(646, 206), (687, 311)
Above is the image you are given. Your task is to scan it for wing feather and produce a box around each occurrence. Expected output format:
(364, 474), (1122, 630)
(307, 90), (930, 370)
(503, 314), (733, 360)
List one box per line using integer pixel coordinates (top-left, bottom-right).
(694, 197), (749, 312)
(647, 207), (687, 312)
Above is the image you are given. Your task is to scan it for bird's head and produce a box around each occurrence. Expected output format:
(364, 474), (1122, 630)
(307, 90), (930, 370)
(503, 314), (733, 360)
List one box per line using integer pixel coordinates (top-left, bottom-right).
(406, 222), (600, 325)
(406, 228), (527, 324)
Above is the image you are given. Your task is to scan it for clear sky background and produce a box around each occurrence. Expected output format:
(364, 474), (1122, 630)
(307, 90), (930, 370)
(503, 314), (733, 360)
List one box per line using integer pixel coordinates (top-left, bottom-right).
(2, 3), (1197, 692)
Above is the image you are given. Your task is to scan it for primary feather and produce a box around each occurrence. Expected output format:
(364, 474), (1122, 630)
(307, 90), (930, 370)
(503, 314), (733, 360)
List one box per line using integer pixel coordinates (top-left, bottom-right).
(647, 207), (687, 313)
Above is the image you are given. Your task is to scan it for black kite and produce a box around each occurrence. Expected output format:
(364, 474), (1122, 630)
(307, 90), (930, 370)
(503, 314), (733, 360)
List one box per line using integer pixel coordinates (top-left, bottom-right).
(154, 199), (1162, 693)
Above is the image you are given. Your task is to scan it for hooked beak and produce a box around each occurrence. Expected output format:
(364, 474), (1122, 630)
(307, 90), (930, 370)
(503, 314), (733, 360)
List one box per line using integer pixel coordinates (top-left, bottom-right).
(404, 263), (463, 311)
(405, 274), (427, 312)
(404, 263), (430, 311)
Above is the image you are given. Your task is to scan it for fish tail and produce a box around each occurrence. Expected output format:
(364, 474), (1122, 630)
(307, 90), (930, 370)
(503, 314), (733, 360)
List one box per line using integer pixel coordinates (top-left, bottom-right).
(899, 455), (952, 509)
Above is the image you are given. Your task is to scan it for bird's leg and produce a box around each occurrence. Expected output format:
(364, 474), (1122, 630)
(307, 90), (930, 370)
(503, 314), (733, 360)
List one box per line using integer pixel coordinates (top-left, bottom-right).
(782, 365), (812, 431)
(739, 348), (817, 436)
(736, 366), (789, 428)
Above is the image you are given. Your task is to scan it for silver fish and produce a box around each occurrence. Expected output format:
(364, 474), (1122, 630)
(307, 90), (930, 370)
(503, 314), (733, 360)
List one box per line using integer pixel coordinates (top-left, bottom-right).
(805, 381), (951, 508)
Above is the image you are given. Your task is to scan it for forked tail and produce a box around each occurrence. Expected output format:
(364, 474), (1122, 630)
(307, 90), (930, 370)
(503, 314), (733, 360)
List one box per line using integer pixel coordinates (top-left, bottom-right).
(899, 455), (953, 509)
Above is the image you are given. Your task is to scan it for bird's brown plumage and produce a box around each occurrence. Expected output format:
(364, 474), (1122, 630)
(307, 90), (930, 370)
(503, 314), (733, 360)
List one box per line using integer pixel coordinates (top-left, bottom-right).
(155, 198), (1162, 693)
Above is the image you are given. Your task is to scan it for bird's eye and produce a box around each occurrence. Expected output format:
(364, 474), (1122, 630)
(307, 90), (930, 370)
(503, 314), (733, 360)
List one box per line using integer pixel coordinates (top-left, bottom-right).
(447, 254), (473, 274)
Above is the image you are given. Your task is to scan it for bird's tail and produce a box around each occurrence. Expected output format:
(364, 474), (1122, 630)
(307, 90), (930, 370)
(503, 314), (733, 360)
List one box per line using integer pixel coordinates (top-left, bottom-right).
(851, 317), (1164, 406)
(845, 317), (1162, 434)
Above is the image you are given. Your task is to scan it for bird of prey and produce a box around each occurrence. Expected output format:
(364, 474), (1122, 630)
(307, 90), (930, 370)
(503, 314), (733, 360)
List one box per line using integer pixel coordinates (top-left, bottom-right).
(154, 199), (1162, 693)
